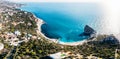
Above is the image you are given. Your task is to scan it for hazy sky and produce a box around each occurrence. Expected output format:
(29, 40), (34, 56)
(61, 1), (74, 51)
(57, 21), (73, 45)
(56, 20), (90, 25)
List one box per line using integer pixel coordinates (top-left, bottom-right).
(9, 0), (102, 2)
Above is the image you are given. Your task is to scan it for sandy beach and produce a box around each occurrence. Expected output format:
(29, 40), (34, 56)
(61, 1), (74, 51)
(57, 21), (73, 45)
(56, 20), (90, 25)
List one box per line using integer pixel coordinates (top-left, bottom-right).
(33, 14), (87, 46)
(34, 15), (59, 42)
(34, 14), (120, 46)
(59, 40), (87, 45)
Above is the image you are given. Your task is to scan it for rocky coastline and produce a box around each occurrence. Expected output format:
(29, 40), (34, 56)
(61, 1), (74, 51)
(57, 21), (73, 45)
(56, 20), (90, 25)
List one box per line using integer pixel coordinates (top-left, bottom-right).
(0, 1), (120, 59)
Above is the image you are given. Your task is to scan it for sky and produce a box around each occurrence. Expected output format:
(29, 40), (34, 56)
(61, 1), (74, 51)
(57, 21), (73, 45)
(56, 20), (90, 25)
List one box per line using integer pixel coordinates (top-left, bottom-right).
(8, 0), (102, 2)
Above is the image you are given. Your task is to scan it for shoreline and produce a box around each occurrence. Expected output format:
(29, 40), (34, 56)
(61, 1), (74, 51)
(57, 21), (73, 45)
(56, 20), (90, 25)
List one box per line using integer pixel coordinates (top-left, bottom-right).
(25, 8), (120, 46)
(33, 15), (60, 42)
(18, 3), (89, 46)
(59, 40), (88, 45)
(33, 14), (87, 46)
(30, 12), (120, 46)
(19, 10), (120, 46)
(19, 3), (120, 46)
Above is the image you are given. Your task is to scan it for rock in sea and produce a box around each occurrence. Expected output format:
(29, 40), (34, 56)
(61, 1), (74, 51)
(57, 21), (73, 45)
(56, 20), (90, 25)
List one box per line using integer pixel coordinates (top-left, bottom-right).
(79, 25), (96, 38)
(84, 25), (96, 35)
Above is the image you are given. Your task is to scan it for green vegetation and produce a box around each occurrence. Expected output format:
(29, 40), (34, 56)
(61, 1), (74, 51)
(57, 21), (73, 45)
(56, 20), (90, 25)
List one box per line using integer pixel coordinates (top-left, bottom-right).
(2, 11), (37, 34)
(0, 10), (39, 59)
(0, 37), (13, 59)
(14, 39), (62, 59)
(0, 8), (120, 59)
(77, 41), (120, 58)
(9, 35), (120, 59)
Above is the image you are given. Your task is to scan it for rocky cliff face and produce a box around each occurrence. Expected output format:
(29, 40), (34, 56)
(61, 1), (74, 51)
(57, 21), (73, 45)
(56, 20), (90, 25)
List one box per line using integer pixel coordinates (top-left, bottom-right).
(100, 35), (120, 44)
(84, 25), (96, 35)
(79, 25), (96, 38)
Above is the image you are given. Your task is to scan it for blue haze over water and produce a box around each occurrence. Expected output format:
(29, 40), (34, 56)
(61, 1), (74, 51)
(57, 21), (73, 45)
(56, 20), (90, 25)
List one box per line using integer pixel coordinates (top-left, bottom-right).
(20, 3), (102, 42)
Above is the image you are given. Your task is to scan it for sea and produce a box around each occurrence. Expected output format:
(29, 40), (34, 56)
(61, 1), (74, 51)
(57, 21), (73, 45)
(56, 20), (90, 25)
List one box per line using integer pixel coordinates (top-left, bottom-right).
(20, 2), (104, 42)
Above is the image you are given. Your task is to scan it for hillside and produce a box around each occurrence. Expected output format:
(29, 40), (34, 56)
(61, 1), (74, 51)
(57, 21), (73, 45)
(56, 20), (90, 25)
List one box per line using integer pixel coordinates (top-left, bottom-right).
(0, 1), (120, 59)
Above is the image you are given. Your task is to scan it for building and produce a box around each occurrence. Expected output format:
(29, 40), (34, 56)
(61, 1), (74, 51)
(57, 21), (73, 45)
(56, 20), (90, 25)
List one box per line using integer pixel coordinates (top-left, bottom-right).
(0, 43), (4, 51)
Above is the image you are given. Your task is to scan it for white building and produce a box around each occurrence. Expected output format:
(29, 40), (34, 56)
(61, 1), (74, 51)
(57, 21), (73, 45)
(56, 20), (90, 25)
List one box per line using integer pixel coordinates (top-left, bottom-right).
(0, 23), (2, 30)
(0, 43), (4, 50)
(14, 30), (21, 36)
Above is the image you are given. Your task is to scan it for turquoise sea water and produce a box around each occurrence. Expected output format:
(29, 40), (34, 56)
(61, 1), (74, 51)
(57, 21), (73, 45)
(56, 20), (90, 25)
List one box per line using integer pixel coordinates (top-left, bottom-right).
(20, 3), (102, 42)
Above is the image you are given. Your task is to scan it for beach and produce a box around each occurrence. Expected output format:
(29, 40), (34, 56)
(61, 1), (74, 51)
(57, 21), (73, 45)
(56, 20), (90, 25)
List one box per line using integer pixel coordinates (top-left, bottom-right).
(32, 14), (88, 46)
(34, 15), (61, 42)
(21, 3), (120, 46)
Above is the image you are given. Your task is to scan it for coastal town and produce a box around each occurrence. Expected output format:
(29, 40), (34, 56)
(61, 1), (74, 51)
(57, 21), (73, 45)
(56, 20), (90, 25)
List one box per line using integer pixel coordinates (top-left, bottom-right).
(0, 0), (120, 59)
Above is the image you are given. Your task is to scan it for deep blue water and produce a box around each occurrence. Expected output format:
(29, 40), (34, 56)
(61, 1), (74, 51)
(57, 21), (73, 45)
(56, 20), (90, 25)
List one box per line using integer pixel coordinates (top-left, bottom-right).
(20, 3), (102, 42)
